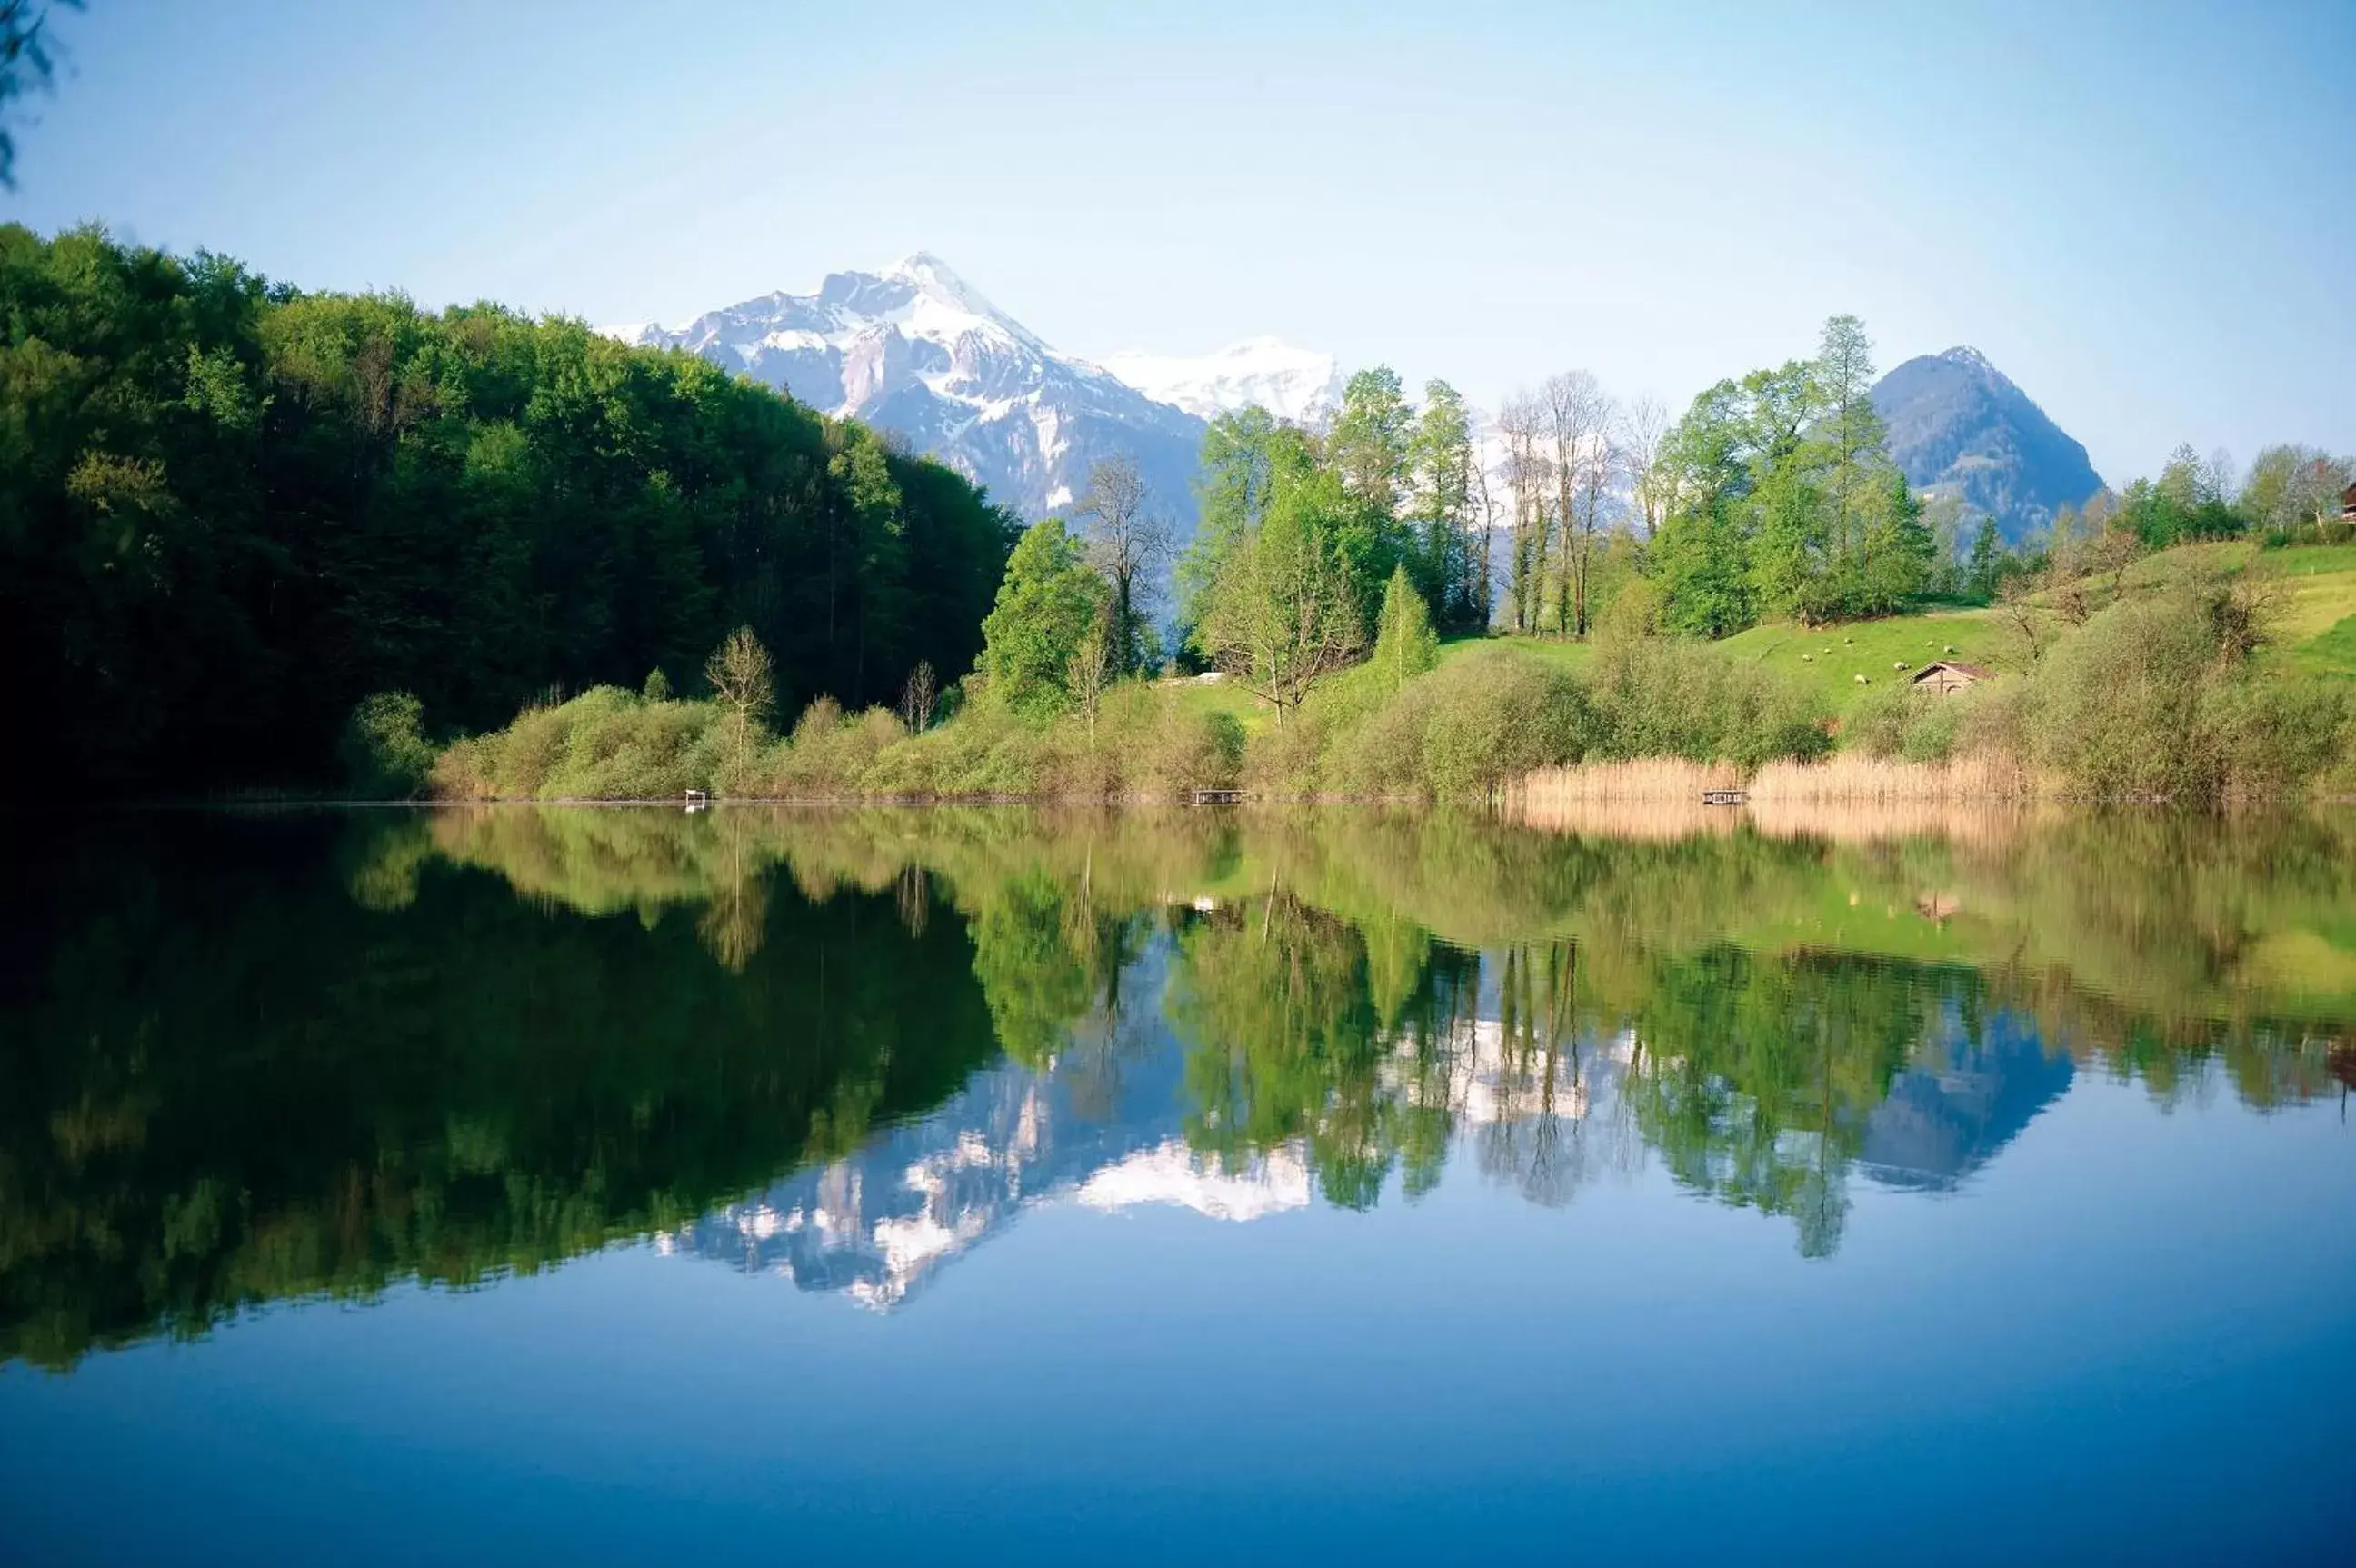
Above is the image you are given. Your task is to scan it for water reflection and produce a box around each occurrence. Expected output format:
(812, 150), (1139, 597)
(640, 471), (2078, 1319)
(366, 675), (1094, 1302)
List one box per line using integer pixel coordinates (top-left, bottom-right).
(5, 804), (2352, 1363)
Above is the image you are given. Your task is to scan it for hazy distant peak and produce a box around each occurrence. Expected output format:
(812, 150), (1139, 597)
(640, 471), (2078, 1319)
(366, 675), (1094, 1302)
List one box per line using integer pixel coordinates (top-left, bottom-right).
(1872, 347), (2104, 544)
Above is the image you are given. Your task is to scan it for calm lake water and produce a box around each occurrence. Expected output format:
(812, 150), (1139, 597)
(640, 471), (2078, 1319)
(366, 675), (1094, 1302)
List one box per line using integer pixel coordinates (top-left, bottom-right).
(4, 804), (2353, 1564)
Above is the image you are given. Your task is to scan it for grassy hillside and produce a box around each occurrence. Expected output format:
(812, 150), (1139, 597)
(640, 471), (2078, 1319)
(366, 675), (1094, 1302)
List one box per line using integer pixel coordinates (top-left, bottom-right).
(1417, 538), (2356, 733)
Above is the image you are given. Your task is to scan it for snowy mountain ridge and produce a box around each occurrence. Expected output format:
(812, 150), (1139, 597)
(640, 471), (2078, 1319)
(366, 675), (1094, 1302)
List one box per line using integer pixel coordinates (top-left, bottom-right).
(1103, 335), (1343, 424)
(603, 253), (1331, 524)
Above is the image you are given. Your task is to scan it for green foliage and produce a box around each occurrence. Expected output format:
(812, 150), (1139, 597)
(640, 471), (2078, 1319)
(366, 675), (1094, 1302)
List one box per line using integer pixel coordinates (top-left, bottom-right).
(1583, 637), (1832, 767)
(432, 686), (713, 801)
(341, 691), (434, 798)
(1404, 379), (1486, 629)
(2027, 586), (2346, 799)
(1647, 318), (1934, 634)
(1313, 634), (1824, 798)
(1370, 564), (1439, 691)
(642, 667), (673, 703)
(2240, 444), (2353, 544)
(1648, 502), (1757, 636)
(1193, 456), (1365, 723)
(979, 518), (1107, 719)
(1413, 650), (1595, 797)
(1327, 365), (1413, 518)
(1, 224), (1014, 797)
(1180, 405), (1283, 642)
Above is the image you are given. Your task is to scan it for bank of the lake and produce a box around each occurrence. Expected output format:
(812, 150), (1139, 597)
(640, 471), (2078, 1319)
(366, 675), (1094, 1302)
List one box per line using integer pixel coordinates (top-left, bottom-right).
(400, 557), (2356, 808)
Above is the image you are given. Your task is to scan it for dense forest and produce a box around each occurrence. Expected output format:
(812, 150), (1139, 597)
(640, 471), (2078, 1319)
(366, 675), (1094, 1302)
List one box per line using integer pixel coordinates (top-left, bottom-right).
(0, 224), (1018, 794)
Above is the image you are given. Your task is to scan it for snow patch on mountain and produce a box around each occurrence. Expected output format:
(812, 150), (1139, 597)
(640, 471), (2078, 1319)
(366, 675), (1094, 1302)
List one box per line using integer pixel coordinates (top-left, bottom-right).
(1103, 335), (1342, 424)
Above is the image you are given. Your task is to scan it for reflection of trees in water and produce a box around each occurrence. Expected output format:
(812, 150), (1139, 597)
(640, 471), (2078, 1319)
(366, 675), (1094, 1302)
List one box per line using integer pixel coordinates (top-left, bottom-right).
(1162, 913), (1953, 1254)
(370, 803), (2356, 1237)
(0, 814), (1000, 1370)
(1616, 950), (1938, 1256)
(15, 803), (2356, 1365)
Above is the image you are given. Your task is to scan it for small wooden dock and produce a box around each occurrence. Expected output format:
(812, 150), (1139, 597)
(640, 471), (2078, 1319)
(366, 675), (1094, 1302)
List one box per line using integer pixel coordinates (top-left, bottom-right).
(1701, 789), (1748, 806)
(1188, 789), (1245, 805)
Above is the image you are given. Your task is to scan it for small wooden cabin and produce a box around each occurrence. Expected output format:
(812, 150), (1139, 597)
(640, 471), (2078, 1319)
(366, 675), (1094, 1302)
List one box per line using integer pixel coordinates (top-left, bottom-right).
(1911, 661), (1990, 696)
(2341, 481), (2356, 525)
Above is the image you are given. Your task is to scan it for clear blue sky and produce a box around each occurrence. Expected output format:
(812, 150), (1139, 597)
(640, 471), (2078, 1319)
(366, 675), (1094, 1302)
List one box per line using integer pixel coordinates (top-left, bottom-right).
(8, 0), (2351, 484)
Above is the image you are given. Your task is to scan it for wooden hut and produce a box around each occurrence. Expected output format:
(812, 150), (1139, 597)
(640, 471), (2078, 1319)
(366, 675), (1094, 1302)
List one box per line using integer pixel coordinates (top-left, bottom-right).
(1910, 660), (1990, 696)
(2341, 481), (2356, 526)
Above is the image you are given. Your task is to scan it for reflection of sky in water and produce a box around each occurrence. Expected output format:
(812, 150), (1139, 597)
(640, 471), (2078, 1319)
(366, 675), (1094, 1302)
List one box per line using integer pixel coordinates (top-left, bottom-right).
(7, 1073), (2349, 1566)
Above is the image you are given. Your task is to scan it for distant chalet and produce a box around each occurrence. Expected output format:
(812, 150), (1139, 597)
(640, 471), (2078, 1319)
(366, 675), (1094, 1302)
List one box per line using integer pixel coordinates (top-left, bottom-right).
(2341, 481), (2356, 525)
(1912, 661), (1991, 696)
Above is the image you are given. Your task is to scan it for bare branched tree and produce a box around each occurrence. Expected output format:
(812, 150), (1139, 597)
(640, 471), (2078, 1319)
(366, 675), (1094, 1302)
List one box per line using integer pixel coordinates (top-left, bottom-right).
(1068, 605), (1116, 751)
(1495, 393), (1551, 634)
(1073, 454), (1172, 671)
(1541, 371), (1612, 637)
(897, 658), (937, 733)
(1618, 395), (1670, 539)
(703, 626), (774, 791)
(1995, 576), (2051, 668)
(1467, 406), (1502, 629)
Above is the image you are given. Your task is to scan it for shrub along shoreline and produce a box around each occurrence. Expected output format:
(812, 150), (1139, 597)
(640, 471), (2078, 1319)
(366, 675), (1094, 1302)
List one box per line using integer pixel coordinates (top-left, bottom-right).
(360, 554), (2356, 810)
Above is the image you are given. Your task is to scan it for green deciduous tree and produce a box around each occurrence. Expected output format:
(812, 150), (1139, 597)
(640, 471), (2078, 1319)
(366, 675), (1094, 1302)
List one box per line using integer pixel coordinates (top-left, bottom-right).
(1370, 564), (1439, 691)
(1194, 463), (1364, 725)
(980, 517), (1108, 717)
(1405, 379), (1482, 629)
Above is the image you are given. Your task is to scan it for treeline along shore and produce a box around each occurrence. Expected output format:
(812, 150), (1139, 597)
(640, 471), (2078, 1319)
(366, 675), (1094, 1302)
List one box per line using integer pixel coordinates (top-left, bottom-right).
(12, 225), (2356, 807)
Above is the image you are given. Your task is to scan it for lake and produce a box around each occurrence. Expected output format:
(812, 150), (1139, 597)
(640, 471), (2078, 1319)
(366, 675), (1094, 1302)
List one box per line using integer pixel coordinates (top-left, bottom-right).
(3, 804), (2352, 1564)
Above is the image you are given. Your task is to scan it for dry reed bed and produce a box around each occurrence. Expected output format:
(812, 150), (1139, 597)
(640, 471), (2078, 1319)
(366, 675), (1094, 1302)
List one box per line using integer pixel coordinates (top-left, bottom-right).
(1504, 754), (2054, 844)
(1744, 753), (2045, 802)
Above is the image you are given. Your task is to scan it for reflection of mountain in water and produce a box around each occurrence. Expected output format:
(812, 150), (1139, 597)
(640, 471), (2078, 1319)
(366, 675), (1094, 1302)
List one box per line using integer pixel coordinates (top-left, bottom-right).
(659, 951), (2080, 1304)
(670, 1034), (1231, 1309)
(1861, 1009), (2074, 1192)
(665, 943), (1633, 1307)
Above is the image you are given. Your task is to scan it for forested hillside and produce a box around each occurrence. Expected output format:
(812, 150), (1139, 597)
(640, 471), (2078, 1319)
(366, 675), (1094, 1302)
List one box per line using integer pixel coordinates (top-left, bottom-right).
(0, 225), (1018, 795)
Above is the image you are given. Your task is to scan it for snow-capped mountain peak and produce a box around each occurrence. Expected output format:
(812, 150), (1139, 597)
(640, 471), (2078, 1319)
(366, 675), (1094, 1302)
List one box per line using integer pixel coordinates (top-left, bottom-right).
(605, 253), (1213, 524)
(884, 250), (999, 318)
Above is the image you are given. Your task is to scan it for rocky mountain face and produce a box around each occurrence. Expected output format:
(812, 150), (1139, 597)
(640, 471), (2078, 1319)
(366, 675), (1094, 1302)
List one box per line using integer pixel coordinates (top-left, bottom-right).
(1871, 346), (2105, 544)
(609, 255), (1340, 530)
